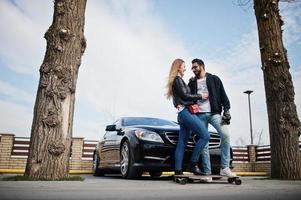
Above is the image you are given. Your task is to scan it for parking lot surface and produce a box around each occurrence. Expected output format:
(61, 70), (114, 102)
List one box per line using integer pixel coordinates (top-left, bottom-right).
(1, 174), (301, 200)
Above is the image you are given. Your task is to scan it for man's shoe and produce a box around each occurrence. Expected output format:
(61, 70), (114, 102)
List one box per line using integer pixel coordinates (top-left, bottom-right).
(189, 162), (203, 175)
(174, 170), (183, 175)
(220, 167), (236, 177)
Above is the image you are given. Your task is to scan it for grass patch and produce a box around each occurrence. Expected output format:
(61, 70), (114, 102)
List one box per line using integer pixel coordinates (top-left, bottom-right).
(2, 175), (84, 181)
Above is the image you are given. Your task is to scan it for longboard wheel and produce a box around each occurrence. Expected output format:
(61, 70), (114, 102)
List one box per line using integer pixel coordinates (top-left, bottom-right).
(175, 178), (187, 185)
(235, 179), (242, 185)
(228, 178), (234, 183)
(180, 178), (187, 185)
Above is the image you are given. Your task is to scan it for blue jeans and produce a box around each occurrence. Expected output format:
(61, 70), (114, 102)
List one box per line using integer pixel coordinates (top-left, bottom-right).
(175, 108), (210, 171)
(197, 113), (231, 174)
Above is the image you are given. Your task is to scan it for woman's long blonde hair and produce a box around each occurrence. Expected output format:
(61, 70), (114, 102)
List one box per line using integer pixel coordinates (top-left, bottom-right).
(166, 58), (184, 99)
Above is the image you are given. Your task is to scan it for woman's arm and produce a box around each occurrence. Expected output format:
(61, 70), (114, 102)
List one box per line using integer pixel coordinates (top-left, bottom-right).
(173, 77), (202, 101)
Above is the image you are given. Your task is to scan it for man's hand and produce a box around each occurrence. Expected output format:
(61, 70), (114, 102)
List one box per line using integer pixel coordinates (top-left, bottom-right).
(201, 92), (209, 100)
(221, 111), (231, 125)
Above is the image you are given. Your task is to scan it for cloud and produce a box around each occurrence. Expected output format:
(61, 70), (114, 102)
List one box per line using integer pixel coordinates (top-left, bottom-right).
(0, 100), (33, 135)
(0, 0), (190, 140)
(281, 2), (301, 46)
(0, 0), (52, 76)
(74, 0), (190, 138)
(0, 80), (34, 104)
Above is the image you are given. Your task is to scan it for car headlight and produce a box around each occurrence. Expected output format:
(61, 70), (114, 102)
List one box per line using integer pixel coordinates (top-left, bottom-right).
(134, 130), (164, 143)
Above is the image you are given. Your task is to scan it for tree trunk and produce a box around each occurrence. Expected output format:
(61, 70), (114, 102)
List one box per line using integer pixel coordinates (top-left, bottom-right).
(25, 0), (87, 180)
(253, 0), (301, 179)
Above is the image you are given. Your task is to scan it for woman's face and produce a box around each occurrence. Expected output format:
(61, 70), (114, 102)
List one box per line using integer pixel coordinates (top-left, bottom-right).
(178, 62), (186, 77)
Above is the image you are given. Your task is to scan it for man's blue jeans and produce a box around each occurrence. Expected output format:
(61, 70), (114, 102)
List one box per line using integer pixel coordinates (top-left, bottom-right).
(175, 108), (210, 171)
(197, 113), (231, 174)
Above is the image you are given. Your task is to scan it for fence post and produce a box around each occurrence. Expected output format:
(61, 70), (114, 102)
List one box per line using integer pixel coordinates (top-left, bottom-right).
(70, 137), (84, 171)
(247, 144), (257, 172)
(0, 133), (15, 169)
(247, 144), (257, 162)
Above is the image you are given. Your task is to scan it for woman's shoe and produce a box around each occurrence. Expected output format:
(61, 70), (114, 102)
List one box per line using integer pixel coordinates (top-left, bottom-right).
(175, 170), (183, 175)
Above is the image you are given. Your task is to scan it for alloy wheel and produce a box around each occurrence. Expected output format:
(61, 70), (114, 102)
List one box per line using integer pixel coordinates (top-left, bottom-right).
(120, 142), (129, 176)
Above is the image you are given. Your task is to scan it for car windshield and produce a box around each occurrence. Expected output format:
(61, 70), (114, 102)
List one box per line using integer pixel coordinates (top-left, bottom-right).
(122, 117), (178, 127)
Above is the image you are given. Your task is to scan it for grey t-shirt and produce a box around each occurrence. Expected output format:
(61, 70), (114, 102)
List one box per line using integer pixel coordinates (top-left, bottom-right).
(197, 78), (211, 112)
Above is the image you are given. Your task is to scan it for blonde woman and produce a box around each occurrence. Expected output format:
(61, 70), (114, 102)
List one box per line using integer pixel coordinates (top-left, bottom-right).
(166, 58), (210, 175)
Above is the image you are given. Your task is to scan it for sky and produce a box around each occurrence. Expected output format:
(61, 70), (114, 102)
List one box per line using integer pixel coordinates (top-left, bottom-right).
(0, 0), (300, 146)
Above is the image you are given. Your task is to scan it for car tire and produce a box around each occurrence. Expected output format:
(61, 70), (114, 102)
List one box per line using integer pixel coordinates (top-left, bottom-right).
(149, 171), (162, 178)
(93, 151), (104, 176)
(120, 140), (142, 179)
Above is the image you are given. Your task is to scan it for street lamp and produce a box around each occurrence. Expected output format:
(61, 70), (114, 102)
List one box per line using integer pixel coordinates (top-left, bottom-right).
(244, 90), (254, 145)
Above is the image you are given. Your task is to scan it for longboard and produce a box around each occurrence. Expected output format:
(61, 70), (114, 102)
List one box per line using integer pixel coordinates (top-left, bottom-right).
(174, 174), (242, 185)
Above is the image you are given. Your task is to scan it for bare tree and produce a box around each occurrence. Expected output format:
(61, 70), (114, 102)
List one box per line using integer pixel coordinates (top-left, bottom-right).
(256, 129), (264, 145)
(253, 0), (301, 179)
(25, 0), (87, 180)
(253, 129), (264, 145)
(235, 136), (248, 146)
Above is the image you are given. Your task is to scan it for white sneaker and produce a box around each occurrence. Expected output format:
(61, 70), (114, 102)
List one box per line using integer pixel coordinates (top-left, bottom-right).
(220, 167), (236, 177)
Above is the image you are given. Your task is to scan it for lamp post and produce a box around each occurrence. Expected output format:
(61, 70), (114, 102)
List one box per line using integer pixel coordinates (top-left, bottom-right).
(244, 90), (254, 145)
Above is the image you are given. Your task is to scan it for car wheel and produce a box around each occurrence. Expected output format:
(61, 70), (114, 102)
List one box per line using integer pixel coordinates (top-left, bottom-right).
(149, 171), (162, 178)
(120, 140), (142, 179)
(93, 151), (104, 176)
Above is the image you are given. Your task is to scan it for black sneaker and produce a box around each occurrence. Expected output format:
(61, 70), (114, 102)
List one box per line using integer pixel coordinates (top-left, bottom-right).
(175, 170), (183, 175)
(189, 162), (203, 175)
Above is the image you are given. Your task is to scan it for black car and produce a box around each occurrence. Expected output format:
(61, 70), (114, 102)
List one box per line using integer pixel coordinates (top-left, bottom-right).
(93, 117), (224, 179)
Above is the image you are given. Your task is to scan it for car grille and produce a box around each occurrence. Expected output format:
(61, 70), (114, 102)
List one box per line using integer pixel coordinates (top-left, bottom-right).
(164, 131), (221, 149)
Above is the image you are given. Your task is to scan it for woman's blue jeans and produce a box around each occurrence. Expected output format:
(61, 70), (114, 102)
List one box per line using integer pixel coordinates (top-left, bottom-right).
(175, 108), (210, 171)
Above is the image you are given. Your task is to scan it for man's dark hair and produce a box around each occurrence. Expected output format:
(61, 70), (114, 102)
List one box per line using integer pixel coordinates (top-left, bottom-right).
(192, 58), (205, 70)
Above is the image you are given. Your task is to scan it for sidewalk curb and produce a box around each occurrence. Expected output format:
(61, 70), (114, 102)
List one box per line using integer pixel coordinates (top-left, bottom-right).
(235, 172), (268, 176)
(0, 169), (93, 174)
(0, 169), (268, 176)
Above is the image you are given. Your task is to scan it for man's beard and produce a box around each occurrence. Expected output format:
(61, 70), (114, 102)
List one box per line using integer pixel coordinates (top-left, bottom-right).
(194, 72), (200, 78)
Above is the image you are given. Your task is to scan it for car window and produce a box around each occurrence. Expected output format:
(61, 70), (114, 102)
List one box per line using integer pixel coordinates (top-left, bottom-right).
(103, 121), (119, 139)
(122, 117), (178, 127)
(104, 131), (116, 138)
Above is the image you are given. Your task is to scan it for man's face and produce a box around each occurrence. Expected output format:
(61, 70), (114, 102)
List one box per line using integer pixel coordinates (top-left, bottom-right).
(191, 63), (202, 77)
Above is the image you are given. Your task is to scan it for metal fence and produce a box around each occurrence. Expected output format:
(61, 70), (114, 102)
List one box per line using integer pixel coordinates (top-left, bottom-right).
(11, 137), (98, 160)
(9, 136), (301, 161)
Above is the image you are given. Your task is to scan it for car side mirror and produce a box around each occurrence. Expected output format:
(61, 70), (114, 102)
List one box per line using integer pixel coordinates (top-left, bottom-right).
(105, 124), (116, 131)
(116, 130), (124, 136)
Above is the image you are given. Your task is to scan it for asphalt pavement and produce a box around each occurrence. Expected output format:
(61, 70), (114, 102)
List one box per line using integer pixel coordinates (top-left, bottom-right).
(0, 174), (301, 200)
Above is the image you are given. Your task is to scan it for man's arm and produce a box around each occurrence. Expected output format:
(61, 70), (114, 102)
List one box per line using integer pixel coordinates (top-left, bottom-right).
(217, 76), (230, 112)
(215, 76), (231, 124)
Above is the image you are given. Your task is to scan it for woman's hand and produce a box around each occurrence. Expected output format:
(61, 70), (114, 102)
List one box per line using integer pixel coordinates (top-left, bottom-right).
(201, 92), (209, 100)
